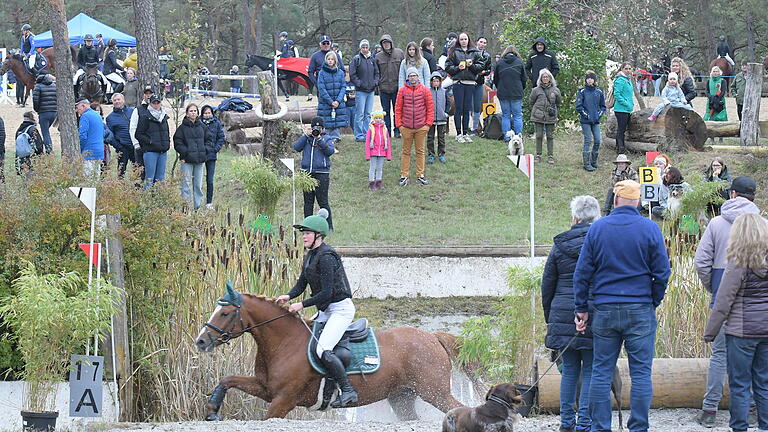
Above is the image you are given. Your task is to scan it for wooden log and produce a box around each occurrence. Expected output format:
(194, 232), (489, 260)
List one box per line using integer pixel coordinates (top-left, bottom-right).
(224, 128), (263, 146)
(219, 107), (317, 131)
(232, 142), (264, 156)
(705, 121), (741, 137)
(602, 137), (659, 153)
(740, 63), (764, 146)
(536, 358), (728, 413)
(606, 107), (707, 152)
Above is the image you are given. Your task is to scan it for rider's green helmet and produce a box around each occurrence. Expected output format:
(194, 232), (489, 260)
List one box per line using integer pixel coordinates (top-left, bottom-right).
(293, 209), (330, 236)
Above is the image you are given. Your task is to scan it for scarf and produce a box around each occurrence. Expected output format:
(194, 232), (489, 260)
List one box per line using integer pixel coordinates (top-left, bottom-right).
(148, 105), (164, 121)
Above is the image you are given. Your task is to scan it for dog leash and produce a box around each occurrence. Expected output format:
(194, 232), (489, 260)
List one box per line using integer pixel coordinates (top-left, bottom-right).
(518, 332), (580, 398)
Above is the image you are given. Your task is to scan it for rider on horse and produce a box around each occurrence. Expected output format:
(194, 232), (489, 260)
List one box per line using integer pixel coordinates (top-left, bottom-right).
(103, 38), (125, 92)
(716, 35), (734, 68)
(276, 211), (359, 408)
(75, 34), (108, 91)
(19, 24), (37, 72)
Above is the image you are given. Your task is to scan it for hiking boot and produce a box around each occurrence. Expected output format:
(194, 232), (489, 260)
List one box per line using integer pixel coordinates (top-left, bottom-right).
(583, 152), (595, 171)
(535, 155), (542, 163)
(591, 151), (599, 169)
(368, 181), (375, 191)
(417, 177), (429, 185)
(320, 351), (358, 408)
(695, 410), (716, 428)
(399, 177), (408, 187)
(439, 155), (447, 163)
(427, 155), (435, 164)
(374, 180), (383, 190)
(548, 155), (555, 164)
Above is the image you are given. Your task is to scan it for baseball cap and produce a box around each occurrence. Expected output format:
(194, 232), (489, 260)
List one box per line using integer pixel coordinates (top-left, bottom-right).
(144, 86), (154, 93)
(311, 116), (324, 128)
(149, 95), (161, 103)
(75, 99), (90, 106)
(729, 176), (757, 196)
(614, 180), (641, 200)
(319, 35), (331, 44)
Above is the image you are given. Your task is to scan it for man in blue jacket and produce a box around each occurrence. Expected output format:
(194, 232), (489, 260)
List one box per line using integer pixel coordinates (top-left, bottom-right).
(573, 180), (670, 432)
(293, 117), (336, 230)
(106, 93), (136, 178)
(76, 99), (105, 176)
(308, 35), (344, 101)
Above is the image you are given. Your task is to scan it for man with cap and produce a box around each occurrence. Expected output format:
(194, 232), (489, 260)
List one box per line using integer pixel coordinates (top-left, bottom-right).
(349, 39), (380, 142)
(308, 36), (344, 102)
(376, 34), (405, 138)
(76, 99), (105, 176)
(293, 116), (336, 231)
(574, 179), (670, 432)
(129, 86), (156, 177)
(694, 175), (759, 427)
(279, 31), (290, 56)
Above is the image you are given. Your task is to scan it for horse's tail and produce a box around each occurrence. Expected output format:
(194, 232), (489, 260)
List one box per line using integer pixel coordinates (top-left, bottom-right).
(434, 332), (485, 392)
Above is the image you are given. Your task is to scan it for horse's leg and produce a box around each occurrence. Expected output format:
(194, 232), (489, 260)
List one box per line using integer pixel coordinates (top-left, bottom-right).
(265, 395), (300, 419)
(204, 375), (267, 421)
(388, 388), (419, 421)
(416, 379), (463, 413)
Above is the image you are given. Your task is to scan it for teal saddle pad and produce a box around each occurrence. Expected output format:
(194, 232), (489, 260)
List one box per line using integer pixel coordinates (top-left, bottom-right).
(307, 321), (382, 375)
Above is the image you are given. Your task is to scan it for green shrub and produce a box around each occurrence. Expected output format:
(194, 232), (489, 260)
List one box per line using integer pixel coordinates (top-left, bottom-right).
(231, 155), (317, 218)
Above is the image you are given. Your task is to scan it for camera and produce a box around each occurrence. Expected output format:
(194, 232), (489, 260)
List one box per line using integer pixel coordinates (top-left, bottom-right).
(311, 126), (322, 137)
(548, 105), (557, 117)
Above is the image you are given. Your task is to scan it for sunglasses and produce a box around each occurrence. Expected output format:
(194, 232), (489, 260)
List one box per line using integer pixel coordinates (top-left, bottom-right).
(321, 42), (330, 45)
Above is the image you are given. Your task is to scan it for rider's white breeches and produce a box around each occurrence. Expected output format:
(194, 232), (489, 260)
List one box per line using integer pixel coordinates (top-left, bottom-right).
(313, 298), (355, 358)
(106, 72), (125, 84)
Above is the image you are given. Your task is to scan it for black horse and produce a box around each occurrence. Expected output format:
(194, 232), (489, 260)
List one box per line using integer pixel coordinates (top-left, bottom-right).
(75, 63), (106, 103)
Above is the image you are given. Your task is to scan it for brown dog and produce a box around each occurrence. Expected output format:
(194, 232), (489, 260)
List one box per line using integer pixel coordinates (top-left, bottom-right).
(442, 383), (523, 432)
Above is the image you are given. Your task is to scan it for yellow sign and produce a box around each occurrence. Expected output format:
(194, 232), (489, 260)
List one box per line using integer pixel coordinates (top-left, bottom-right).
(639, 167), (660, 184)
(482, 103), (497, 118)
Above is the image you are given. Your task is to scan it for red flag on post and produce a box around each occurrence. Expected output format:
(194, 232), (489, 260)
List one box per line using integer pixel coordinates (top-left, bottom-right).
(645, 152), (660, 165)
(79, 243), (101, 267)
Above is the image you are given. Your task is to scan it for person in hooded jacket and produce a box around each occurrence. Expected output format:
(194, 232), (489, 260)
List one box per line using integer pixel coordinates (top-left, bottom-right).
(174, 103), (213, 210)
(15, 111), (44, 176)
(123, 68), (141, 107)
(200, 105), (225, 208)
(575, 70), (606, 172)
(445, 32), (483, 143)
(525, 37), (560, 87)
(32, 73), (57, 154)
(493, 44), (526, 139)
(542, 195), (601, 432)
(316, 51), (348, 140)
(530, 69), (561, 164)
(376, 34), (405, 138)
(349, 39), (380, 142)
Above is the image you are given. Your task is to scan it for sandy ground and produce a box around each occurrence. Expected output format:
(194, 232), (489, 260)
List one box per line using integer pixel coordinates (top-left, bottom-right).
(91, 409), (737, 431)
(1, 91), (767, 157)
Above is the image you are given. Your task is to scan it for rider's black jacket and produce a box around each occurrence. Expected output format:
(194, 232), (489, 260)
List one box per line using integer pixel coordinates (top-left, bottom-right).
(103, 49), (124, 76)
(77, 45), (100, 69)
(287, 243), (352, 311)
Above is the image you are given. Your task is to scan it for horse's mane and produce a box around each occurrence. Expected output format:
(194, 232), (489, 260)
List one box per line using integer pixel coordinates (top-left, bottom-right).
(242, 293), (313, 324)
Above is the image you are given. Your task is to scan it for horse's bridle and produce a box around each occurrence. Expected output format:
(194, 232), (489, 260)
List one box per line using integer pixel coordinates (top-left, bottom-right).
(201, 305), (291, 345)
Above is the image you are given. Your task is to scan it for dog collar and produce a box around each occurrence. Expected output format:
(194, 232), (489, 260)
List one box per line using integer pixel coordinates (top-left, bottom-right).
(487, 394), (513, 411)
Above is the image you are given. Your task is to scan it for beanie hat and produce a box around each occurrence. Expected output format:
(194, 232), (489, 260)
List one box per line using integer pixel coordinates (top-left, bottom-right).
(359, 39), (370, 49)
(311, 116), (324, 128)
(667, 72), (679, 81)
(614, 180), (641, 200)
(406, 67), (419, 80)
(585, 70), (597, 81)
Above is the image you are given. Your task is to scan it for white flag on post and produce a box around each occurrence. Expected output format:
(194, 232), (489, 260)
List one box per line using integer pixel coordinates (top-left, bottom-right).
(507, 154), (532, 178)
(69, 187), (97, 213)
(279, 158), (295, 173)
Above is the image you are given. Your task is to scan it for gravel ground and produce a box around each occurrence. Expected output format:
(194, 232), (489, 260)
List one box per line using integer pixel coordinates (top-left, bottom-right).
(92, 409), (735, 431)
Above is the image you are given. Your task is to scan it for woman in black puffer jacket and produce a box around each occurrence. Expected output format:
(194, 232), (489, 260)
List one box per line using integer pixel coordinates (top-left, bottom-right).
(541, 195), (601, 432)
(173, 103), (212, 210)
(444, 32), (483, 143)
(32, 74), (57, 154)
(200, 105), (225, 208)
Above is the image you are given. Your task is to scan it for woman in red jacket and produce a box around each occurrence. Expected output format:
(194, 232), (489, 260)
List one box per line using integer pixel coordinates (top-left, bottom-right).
(395, 67), (434, 187)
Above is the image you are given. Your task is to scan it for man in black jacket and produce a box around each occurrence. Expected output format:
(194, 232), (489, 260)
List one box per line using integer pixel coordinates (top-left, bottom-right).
(32, 74), (57, 154)
(349, 39), (380, 142)
(493, 48), (526, 138)
(525, 37), (560, 87)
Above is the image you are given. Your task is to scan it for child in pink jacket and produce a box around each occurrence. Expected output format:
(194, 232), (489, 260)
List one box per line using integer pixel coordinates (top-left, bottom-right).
(365, 110), (391, 190)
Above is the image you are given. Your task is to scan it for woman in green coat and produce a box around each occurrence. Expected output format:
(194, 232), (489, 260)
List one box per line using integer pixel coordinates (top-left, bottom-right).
(704, 65), (727, 122)
(612, 63), (634, 154)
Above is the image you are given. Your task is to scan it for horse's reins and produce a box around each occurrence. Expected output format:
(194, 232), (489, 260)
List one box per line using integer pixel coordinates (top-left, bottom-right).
(203, 306), (291, 344)
(518, 332), (580, 398)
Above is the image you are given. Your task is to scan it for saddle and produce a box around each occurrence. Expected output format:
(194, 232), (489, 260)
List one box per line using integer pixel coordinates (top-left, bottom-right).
(26, 54), (49, 76)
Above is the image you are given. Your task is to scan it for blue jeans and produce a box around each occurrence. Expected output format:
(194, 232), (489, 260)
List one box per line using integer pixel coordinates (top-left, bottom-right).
(326, 128), (340, 140)
(180, 162), (204, 209)
(590, 303), (657, 432)
(379, 91), (399, 136)
(38, 111), (56, 153)
(561, 348), (593, 429)
(205, 160), (216, 205)
(453, 83), (475, 135)
(581, 123), (601, 154)
(499, 98), (523, 138)
(355, 91), (375, 140)
(143, 151), (167, 189)
(727, 335), (768, 432)
(472, 84), (484, 131)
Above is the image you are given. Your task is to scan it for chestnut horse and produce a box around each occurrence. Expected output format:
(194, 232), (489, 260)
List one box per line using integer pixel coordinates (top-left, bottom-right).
(709, 57), (732, 93)
(0, 47), (76, 102)
(195, 291), (471, 420)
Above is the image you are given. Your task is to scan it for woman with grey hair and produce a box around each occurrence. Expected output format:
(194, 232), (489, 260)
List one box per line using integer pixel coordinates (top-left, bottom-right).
(541, 195), (600, 432)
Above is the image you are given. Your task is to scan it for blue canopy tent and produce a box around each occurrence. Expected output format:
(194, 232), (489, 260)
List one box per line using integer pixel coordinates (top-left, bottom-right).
(33, 13), (136, 47)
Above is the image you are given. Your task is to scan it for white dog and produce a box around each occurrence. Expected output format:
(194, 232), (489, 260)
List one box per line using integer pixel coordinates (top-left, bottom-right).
(507, 132), (524, 156)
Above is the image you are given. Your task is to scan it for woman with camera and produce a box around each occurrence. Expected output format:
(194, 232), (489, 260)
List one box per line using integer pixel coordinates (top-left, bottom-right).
(444, 32), (483, 143)
(293, 117), (337, 231)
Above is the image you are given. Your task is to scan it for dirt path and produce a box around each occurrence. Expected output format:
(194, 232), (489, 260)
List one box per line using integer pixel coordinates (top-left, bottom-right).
(93, 409), (733, 431)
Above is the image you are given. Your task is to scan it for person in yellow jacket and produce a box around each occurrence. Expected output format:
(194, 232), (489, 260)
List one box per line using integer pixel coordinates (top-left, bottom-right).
(124, 48), (138, 70)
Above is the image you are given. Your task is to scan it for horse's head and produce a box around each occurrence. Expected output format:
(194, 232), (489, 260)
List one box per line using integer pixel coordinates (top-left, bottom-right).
(0, 54), (22, 75)
(244, 54), (272, 71)
(195, 281), (292, 352)
(244, 54), (257, 69)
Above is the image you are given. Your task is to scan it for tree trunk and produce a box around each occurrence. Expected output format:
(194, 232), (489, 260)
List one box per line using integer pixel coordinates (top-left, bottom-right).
(746, 15), (756, 62)
(350, 0), (358, 51)
(219, 107), (317, 130)
(740, 63), (764, 146)
(133, 0), (162, 94)
(241, 0), (255, 55)
(704, 121), (741, 137)
(606, 107), (707, 152)
(257, 71), (290, 161)
(403, 0), (413, 42)
(48, 0), (79, 159)
(317, 0), (327, 37)
(631, 77), (647, 110)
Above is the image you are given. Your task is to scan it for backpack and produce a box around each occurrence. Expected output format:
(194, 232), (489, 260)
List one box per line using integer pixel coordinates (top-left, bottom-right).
(481, 114), (504, 140)
(605, 80), (615, 109)
(15, 125), (35, 159)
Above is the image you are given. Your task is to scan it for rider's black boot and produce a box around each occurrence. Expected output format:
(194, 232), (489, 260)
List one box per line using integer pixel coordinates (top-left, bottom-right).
(320, 350), (358, 408)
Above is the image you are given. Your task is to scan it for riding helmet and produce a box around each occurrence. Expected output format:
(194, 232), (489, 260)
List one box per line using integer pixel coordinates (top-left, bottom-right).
(84, 34), (94, 41)
(21, 24), (31, 31)
(279, 31), (288, 38)
(108, 38), (117, 47)
(293, 209), (330, 236)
